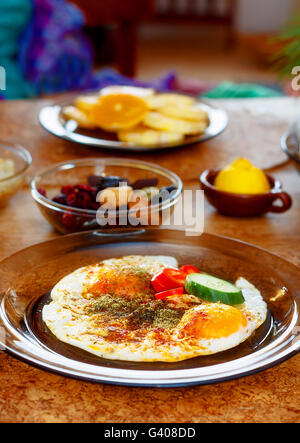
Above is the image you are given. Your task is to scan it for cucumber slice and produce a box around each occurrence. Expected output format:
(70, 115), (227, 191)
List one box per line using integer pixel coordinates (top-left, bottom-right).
(185, 273), (245, 305)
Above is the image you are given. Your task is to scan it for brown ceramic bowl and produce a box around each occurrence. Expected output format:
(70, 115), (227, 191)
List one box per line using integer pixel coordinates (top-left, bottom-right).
(200, 169), (292, 217)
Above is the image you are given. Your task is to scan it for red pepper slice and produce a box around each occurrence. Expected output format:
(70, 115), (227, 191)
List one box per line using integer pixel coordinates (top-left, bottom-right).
(155, 287), (184, 300)
(180, 265), (200, 275)
(151, 268), (187, 292)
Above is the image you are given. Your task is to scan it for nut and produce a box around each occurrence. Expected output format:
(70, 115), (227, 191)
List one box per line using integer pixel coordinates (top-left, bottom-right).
(98, 185), (133, 209)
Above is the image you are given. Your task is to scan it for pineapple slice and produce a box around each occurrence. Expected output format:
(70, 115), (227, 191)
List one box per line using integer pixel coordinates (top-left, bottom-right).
(61, 106), (96, 129)
(74, 95), (100, 113)
(145, 93), (196, 110)
(118, 125), (184, 146)
(159, 104), (209, 123)
(144, 112), (207, 135)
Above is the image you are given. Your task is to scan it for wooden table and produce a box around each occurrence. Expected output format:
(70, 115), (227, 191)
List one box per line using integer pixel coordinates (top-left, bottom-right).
(0, 97), (299, 423)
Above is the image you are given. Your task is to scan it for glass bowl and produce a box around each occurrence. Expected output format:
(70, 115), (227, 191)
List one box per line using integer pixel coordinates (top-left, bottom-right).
(281, 131), (300, 172)
(0, 143), (32, 208)
(31, 158), (183, 234)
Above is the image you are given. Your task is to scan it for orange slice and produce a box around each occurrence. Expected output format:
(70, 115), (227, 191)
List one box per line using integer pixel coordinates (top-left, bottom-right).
(90, 93), (149, 131)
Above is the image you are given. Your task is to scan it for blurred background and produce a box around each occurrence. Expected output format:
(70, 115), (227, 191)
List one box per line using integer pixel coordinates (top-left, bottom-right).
(1, 0), (300, 99)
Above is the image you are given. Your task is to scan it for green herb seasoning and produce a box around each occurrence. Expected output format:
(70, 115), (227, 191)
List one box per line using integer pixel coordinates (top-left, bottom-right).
(127, 300), (184, 330)
(88, 296), (184, 330)
(88, 294), (142, 317)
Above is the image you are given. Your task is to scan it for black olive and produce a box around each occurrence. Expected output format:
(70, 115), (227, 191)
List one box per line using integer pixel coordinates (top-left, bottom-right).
(131, 178), (159, 189)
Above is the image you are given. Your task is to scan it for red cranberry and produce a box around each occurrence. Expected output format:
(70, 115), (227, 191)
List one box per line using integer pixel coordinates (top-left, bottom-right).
(66, 193), (77, 207)
(38, 187), (47, 197)
(52, 183), (101, 211)
(62, 213), (79, 229)
(52, 194), (66, 205)
(75, 184), (96, 193)
(61, 185), (76, 195)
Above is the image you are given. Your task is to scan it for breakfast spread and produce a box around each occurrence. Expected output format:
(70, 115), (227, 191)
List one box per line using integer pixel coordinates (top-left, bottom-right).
(61, 87), (210, 147)
(43, 255), (267, 362)
(0, 5), (299, 414)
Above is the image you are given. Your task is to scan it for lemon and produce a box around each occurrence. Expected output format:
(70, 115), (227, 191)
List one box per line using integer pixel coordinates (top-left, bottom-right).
(214, 158), (270, 194)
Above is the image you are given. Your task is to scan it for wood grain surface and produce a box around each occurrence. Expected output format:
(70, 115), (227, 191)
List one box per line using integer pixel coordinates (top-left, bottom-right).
(0, 97), (299, 423)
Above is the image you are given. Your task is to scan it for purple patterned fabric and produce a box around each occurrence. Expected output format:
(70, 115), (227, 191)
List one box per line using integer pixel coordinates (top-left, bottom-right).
(19, 0), (94, 94)
(18, 0), (178, 96)
(91, 69), (176, 92)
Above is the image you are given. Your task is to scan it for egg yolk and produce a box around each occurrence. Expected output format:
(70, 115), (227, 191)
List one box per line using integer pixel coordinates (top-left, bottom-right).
(88, 265), (153, 299)
(179, 303), (248, 339)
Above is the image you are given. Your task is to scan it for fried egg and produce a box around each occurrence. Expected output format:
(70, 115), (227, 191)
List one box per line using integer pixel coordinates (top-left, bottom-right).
(43, 256), (268, 362)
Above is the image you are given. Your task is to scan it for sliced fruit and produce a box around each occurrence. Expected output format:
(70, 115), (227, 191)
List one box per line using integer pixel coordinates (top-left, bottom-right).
(185, 273), (245, 305)
(159, 104), (209, 123)
(145, 93), (196, 110)
(144, 112), (207, 135)
(90, 93), (149, 131)
(61, 106), (96, 129)
(100, 85), (155, 98)
(74, 95), (100, 113)
(118, 125), (184, 146)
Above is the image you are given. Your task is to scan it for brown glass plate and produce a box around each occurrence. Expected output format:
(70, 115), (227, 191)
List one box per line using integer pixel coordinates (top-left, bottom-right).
(0, 229), (299, 386)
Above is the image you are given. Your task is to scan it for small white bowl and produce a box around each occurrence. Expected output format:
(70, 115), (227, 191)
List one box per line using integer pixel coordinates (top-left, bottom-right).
(0, 144), (32, 208)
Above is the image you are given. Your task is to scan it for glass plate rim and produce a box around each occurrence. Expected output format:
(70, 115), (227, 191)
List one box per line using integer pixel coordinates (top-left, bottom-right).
(38, 98), (228, 152)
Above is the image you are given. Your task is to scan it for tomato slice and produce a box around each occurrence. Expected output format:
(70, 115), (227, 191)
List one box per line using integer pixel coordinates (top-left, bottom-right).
(151, 268), (187, 292)
(180, 265), (200, 275)
(155, 287), (184, 300)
